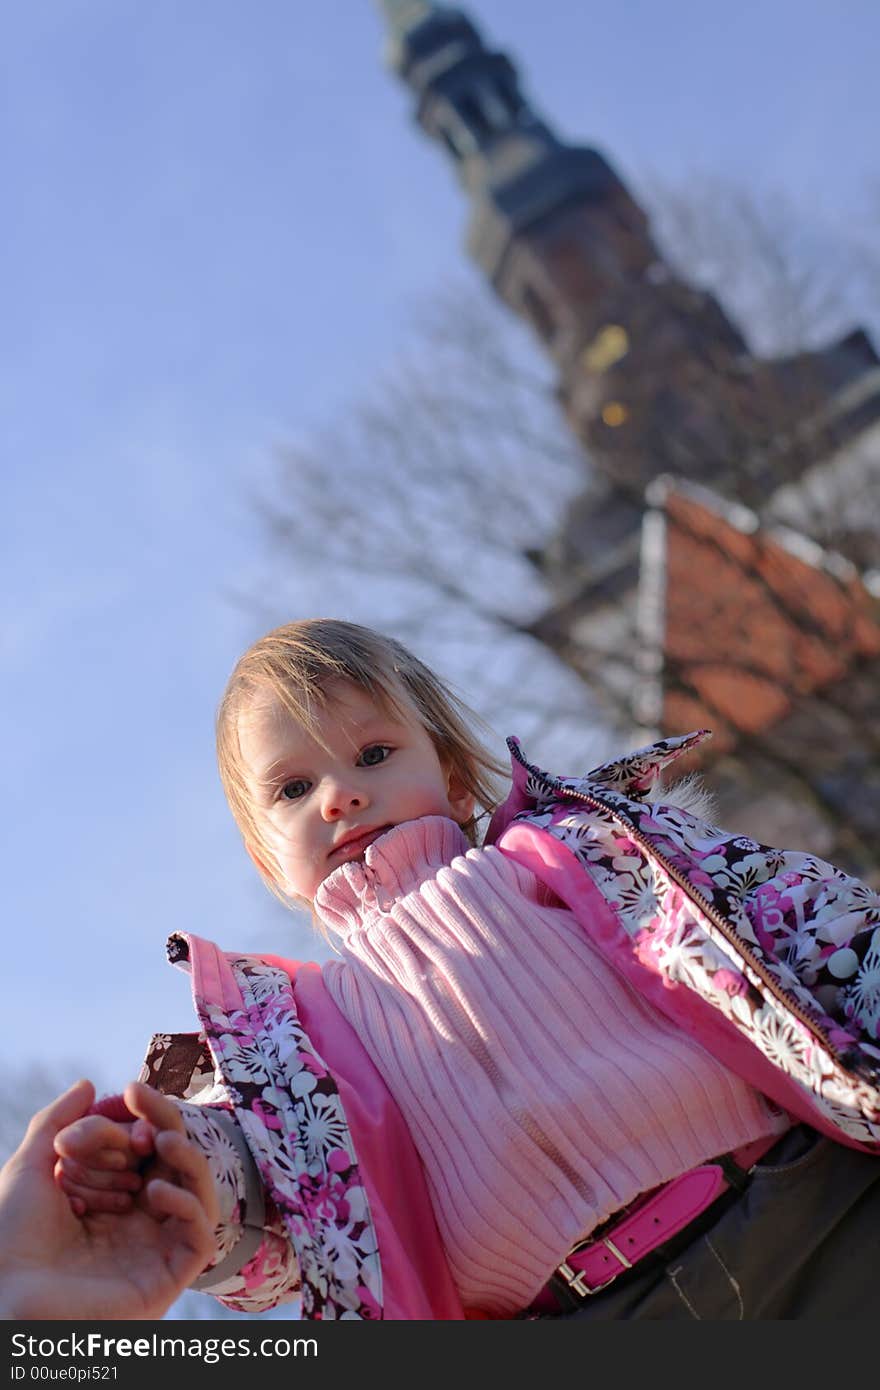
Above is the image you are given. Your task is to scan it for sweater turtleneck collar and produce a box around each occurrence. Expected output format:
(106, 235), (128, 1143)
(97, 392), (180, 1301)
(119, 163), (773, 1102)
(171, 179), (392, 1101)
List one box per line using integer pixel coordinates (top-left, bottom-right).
(313, 815), (470, 937)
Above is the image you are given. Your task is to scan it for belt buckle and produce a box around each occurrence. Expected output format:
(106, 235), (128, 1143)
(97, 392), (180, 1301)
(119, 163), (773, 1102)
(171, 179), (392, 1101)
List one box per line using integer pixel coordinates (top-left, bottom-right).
(558, 1236), (634, 1298)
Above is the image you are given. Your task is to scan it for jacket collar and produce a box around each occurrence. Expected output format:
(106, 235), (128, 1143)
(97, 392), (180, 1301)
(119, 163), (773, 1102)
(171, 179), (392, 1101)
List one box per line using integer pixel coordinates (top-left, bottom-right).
(485, 729), (712, 844)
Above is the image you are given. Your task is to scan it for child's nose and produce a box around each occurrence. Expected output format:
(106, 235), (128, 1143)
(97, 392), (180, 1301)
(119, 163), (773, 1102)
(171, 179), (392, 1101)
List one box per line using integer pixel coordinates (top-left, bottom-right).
(320, 779), (368, 821)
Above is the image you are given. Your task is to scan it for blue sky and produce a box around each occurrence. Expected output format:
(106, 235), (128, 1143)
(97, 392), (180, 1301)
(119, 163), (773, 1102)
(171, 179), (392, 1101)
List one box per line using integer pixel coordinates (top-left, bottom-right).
(3, 0), (878, 1091)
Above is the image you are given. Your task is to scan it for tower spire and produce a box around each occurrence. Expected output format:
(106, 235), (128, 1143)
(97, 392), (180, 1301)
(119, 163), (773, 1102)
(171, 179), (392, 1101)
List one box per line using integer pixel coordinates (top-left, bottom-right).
(376, 0), (435, 44)
(376, 0), (435, 29)
(375, 0), (564, 195)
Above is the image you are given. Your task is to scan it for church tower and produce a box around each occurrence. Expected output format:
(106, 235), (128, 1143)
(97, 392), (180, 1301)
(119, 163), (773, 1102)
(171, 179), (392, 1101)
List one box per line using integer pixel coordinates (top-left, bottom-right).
(377, 1), (880, 536)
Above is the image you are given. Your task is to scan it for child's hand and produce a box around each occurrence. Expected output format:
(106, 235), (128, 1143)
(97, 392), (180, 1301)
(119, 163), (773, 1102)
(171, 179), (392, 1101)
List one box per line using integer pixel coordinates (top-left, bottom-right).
(53, 1106), (158, 1216)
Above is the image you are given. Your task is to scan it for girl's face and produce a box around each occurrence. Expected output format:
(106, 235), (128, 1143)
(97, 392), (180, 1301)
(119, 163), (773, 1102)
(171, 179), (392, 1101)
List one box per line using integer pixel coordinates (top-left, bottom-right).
(237, 680), (474, 902)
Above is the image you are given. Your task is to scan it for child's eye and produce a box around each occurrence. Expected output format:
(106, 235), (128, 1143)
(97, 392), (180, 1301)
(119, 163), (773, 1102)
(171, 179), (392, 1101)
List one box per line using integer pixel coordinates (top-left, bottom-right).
(358, 744), (392, 768)
(280, 778), (311, 801)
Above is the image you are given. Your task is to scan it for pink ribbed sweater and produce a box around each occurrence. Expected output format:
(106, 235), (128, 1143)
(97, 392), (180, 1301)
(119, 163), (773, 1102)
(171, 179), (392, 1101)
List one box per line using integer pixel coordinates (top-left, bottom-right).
(318, 817), (786, 1316)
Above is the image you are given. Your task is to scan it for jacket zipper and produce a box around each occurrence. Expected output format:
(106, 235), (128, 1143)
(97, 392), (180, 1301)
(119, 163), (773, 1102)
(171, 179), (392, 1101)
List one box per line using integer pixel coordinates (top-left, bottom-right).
(509, 743), (876, 1081)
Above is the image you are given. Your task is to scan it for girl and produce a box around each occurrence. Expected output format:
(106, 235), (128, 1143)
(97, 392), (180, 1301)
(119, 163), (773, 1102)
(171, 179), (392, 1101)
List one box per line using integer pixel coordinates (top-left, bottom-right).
(58, 619), (880, 1320)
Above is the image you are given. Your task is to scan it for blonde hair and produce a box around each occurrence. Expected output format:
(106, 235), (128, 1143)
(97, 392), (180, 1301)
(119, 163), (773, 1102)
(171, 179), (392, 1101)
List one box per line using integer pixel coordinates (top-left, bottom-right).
(216, 618), (508, 905)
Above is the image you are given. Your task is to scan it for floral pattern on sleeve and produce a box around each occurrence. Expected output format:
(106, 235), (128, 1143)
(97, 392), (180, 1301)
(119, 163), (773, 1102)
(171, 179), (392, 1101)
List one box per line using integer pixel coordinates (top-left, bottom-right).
(139, 1034), (300, 1314)
(164, 942), (383, 1320)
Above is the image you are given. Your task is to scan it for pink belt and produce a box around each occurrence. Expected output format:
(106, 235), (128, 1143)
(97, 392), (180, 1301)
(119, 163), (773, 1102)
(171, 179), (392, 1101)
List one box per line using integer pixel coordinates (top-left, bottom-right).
(530, 1132), (781, 1313)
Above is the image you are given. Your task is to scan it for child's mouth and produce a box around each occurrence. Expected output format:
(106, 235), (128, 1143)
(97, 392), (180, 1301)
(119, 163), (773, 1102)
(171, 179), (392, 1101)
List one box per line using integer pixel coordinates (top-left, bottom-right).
(328, 825), (394, 863)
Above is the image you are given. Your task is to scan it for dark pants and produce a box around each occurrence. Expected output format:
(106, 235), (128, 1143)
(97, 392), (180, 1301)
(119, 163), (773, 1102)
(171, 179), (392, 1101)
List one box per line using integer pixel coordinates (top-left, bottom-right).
(553, 1127), (880, 1319)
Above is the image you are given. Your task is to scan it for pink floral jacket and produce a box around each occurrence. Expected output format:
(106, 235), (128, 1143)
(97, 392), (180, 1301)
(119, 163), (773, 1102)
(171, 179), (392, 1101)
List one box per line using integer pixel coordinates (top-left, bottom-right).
(144, 730), (880, 1320)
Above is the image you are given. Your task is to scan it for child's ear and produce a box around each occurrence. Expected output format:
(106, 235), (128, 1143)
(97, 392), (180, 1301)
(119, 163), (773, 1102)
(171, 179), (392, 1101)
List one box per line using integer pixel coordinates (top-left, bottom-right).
(446, 766), (475, 825)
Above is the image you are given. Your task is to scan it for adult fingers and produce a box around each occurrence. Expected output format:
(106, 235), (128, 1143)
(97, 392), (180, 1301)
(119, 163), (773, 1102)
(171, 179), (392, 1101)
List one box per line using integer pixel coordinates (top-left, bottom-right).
(144, 1177), (217, 1280)
(123, 1082), (187, 1138)
(146, 1131), (219, 1284)
(154, 1129), (220, 1229)
(19, 1080), (96, 1165)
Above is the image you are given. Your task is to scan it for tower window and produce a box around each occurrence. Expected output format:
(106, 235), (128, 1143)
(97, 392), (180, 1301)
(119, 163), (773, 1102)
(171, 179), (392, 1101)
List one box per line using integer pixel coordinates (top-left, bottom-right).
(481, 83), (517, 128)
(458, 93), (492, 141)
(582, 324), (630, 375)
(601, 401), (629, 427)
(495, 81), (524, 120)
(522, 283), (556, 343)
(438, 117), (476, 158)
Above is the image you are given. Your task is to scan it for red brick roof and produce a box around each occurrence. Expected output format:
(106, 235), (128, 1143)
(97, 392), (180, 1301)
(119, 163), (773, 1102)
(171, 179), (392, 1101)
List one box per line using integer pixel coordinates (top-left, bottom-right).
(643, 480), (880, 758)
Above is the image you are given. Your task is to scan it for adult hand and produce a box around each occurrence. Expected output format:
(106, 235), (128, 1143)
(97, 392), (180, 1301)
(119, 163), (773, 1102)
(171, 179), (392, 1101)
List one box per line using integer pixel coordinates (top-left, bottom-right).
(0, 1079), (218, 1321)
(54, 1105), (154, 1216)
